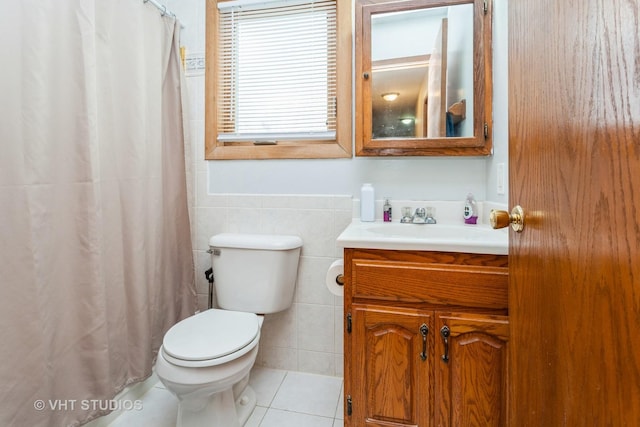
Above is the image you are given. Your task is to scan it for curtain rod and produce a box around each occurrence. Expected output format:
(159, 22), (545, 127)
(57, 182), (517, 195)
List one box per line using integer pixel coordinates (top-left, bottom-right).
(143, 0), (177, 19)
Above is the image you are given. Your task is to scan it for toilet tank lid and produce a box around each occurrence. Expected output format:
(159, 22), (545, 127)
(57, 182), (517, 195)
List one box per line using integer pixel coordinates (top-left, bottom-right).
(209, 233), (302, 250)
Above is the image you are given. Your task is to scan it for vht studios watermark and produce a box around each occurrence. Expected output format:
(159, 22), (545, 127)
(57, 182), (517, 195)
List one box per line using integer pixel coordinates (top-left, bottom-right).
(33, 399), (143, 411)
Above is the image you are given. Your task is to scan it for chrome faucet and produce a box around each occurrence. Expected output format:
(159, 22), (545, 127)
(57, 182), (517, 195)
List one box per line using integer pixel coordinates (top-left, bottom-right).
(406, 207), (437, 224)
(412, 207), (427, 223)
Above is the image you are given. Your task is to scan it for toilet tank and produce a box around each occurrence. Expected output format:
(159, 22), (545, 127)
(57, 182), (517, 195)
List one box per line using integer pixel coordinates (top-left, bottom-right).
(209, 233), (303, 314)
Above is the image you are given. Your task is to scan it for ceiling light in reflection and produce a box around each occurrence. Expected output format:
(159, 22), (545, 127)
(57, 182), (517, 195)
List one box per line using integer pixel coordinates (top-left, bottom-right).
(381, 92), (399, 102)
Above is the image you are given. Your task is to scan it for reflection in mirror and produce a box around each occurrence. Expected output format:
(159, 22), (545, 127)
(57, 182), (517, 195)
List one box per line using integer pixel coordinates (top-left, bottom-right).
(355, 0), (492, 156)
(370, 4), (473, 139)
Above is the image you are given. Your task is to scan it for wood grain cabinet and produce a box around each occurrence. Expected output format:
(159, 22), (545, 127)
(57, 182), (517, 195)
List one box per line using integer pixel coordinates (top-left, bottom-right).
(343, 248), (509, 427)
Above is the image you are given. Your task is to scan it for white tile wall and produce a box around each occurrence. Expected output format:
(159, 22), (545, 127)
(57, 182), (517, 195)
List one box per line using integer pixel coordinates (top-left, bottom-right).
(193, 193), (351, 376)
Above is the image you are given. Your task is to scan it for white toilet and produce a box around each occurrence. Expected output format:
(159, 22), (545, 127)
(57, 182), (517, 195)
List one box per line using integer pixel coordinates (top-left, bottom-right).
(155, 233), (302, 427)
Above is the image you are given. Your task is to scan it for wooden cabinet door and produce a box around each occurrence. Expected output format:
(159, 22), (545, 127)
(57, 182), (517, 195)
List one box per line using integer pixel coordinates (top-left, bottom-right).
(434, 312), (509, 427)
(349, 304), (433, 427)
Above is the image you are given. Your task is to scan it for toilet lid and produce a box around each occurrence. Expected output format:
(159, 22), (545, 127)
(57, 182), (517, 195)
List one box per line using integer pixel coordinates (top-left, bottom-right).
(162, 309), (259, 362)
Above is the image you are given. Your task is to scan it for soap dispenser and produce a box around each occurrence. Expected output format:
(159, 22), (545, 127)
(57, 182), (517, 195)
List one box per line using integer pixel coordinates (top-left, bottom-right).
(383, 197), (392, 222)
(463, 193), (478, 224)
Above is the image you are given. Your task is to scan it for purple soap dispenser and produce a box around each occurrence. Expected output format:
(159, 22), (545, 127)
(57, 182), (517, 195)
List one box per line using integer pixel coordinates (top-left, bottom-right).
(463, 193), (478, 225)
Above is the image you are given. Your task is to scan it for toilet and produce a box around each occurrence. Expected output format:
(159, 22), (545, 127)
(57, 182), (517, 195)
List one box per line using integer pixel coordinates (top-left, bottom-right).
(155, 233), (302, 427)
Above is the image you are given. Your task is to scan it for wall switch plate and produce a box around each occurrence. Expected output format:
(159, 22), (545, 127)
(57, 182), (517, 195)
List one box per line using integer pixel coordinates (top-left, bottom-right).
(497, 163), (505, 195)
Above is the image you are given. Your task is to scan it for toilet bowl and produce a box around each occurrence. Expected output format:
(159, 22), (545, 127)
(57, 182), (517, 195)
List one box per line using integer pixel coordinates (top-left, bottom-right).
(155, 233), (302, 427)
(155, 309), (263, 427)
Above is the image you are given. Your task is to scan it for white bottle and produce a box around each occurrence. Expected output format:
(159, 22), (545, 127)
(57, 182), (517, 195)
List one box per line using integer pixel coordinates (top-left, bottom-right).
(360, 183), (375, 222)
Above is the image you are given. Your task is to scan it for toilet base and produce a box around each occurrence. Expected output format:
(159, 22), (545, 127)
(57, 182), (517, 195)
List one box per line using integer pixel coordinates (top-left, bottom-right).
(176, 382), (257, 427)
(235, 384), (257, 426)
(155, 340), (260, 427)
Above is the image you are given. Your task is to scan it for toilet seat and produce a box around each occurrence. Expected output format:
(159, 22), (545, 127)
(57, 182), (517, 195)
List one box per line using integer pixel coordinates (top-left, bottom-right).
(162, 309), (260, 368)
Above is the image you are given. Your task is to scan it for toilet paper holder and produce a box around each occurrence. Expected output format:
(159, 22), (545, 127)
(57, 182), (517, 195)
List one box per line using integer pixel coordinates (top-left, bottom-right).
(326, 259), (345, 296)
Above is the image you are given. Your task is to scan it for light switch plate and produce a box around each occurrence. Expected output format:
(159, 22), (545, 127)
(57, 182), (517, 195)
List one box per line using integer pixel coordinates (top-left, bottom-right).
(497, 163), (505, 195)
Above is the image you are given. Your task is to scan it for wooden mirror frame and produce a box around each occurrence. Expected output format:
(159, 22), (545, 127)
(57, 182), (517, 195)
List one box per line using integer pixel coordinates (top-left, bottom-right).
(355, 0), (492, 156)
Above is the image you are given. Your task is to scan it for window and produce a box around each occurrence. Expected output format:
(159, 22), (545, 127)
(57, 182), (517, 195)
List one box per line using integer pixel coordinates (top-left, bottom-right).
(205, 0), (352, 159)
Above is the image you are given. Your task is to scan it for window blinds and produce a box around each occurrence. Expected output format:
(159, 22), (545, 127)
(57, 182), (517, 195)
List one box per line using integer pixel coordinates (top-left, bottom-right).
(217, 0), (337, 142)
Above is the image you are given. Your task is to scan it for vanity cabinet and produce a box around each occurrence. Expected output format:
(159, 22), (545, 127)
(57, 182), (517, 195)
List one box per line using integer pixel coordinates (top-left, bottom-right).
(343, 248), (509, 427)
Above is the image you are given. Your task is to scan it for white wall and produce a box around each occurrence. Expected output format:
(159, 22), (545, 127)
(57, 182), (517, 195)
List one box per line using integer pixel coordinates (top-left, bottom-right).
(371, 9), (444, 61)
(165, 0), (508, 376)
(169, 0), (507, 202)
(206, 157), (489, 200)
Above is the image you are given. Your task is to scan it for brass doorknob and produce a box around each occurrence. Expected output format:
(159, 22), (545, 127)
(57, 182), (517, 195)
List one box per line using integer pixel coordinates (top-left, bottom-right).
(490, 206), (525, 232)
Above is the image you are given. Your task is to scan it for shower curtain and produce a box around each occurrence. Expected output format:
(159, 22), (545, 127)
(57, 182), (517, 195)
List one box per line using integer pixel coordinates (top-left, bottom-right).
(0, 1), (196, 426)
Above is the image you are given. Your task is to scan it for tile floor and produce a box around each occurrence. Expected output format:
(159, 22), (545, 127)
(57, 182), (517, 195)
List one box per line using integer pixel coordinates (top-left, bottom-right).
(107, 367), (344, 427)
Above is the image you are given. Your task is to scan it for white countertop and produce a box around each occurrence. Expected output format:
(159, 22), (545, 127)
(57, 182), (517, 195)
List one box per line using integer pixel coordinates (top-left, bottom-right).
(336, 219), (508, 255)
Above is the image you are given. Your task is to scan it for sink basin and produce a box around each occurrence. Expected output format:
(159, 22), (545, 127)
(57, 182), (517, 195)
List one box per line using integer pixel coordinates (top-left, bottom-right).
(337, 220), (508, 255)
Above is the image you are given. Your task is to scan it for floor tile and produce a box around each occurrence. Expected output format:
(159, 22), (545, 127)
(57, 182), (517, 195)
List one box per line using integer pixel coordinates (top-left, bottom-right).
(248, 367), (287, 407)
(334, 384), (344, 419)
(245, 405), (267, 427)
(270, 371), (343, 417)
(106, 368), (343, 427)
(107, 387), (177, 427)
(259, 408), (334, 427)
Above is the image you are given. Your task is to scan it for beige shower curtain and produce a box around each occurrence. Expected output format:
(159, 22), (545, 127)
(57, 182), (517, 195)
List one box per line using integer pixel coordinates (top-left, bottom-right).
(0, 1), (196, 426)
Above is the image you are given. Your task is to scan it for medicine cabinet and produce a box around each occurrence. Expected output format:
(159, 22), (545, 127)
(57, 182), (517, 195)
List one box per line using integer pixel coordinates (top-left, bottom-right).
(355, 0), (493, 156)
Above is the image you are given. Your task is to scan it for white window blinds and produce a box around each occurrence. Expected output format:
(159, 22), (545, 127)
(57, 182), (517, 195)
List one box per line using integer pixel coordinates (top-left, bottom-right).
(217, 0), (337, 142)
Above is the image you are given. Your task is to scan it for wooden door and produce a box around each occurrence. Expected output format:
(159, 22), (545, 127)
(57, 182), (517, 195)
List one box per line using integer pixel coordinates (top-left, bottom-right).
(350, 304), (432, 427)
(508, 0), (640, 424)
(435, 312), (509, 427)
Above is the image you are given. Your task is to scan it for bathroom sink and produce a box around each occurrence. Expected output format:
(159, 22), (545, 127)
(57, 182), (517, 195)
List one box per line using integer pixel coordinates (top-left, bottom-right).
(337, 220), (508, 255)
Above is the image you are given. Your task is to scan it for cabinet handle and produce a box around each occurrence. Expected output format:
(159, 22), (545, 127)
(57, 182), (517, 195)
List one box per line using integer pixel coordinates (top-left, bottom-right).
(420, 323), (429, 361)
(440, 325), (450, 363)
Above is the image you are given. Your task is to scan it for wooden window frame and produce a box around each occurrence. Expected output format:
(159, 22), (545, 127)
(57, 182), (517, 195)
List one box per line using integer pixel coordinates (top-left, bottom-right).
(205, 0), (352, 160)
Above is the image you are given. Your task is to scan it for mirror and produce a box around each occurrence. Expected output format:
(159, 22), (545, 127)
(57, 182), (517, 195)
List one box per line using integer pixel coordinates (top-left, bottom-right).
(355, 0), (492, 156)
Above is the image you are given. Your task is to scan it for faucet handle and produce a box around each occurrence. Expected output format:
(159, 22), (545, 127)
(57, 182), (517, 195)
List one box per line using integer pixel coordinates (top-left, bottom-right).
(414, 207), (426, 218)
(425, 207), (434, 218)
(400, 207), (413, 223)
(425, 206), (437, 224)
